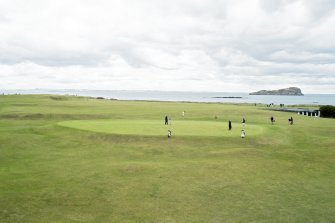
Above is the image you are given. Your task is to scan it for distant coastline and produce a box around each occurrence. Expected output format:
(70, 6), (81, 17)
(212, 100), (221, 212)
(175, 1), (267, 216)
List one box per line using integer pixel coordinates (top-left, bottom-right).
(211, 96), (243, 99)
(1, 89), (334, 105)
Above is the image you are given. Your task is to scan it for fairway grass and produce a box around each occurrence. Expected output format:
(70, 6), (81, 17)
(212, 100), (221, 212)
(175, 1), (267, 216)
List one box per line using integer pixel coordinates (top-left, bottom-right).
(1, 95), (335, 222)
(58, 119), (264, 137)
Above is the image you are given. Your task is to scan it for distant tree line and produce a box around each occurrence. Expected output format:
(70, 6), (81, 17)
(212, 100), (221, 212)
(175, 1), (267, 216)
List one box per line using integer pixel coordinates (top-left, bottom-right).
(320, 105), (335, 118)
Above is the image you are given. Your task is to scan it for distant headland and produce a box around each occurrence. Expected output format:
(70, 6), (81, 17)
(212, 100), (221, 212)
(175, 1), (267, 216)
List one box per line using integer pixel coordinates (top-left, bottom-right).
(249, 87), (304, 96)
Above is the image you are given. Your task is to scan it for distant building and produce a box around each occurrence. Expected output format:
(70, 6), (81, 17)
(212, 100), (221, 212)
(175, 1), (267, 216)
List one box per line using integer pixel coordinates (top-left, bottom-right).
(269, 108), (320, 117)
(296, 109), (320, 117)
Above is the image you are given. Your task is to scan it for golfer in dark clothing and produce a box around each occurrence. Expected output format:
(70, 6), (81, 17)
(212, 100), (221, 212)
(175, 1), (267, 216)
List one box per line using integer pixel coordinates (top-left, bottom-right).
(228, 120), (232, 130)
(165, 116), (168, 125)
(242, 118), (246, 128)
(270, 116), (275, 124)
(288, 117), (293, 125)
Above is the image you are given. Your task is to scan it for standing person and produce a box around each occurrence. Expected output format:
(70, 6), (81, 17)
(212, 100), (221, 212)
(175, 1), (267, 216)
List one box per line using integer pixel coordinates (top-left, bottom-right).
(242, 117), (246, 128)
(270, 116), (275, 124)
(165, 116), (168, 125)
(241, 130), (246, 138)
(228, 120), (232, 131)
(288, 117), (293, 125)
(168, 130), (172, 138)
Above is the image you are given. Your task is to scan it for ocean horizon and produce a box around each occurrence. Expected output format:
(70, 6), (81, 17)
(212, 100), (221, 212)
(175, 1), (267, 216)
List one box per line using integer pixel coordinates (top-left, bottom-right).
(1, 89), (335, 106)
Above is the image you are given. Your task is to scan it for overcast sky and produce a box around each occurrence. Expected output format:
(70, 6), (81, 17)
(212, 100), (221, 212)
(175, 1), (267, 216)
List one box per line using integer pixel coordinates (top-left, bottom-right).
(1, 0), (335, 93)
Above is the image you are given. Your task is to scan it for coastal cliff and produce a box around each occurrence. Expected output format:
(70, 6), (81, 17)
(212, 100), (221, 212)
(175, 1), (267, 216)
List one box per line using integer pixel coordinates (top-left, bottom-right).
(249, 87), (304, 96)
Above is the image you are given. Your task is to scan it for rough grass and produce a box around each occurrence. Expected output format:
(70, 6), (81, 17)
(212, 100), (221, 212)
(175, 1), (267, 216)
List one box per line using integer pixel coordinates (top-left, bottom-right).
(0, 94), (335, 223)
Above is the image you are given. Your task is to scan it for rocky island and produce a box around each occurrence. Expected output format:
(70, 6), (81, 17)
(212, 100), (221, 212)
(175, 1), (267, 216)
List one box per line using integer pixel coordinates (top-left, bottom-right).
(249, 87), (304, 96)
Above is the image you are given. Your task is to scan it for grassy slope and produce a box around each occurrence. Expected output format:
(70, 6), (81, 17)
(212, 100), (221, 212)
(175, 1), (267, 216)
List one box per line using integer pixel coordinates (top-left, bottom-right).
(0, 94), (334, 222)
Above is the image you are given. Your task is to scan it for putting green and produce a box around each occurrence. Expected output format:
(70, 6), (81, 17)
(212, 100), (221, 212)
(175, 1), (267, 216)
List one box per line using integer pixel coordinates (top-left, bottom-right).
(58, 119), (264, 137)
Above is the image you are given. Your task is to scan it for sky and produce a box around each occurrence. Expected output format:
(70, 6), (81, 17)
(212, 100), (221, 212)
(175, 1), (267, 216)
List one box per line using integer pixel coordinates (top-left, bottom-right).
(0, 0), (335, 93)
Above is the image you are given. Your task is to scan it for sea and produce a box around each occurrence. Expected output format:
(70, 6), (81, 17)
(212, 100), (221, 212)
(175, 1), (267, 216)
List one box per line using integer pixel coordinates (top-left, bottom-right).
(1, 89), (334, 106)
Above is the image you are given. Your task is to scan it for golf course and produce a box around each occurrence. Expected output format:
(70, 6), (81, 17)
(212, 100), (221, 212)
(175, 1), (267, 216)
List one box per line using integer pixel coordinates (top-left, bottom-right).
(1, 94), (334, 222)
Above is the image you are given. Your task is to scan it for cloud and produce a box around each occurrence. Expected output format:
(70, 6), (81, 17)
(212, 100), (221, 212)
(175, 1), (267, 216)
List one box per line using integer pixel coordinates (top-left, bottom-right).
(269, 50), (335, 64)
(0, 0), (334, 93)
